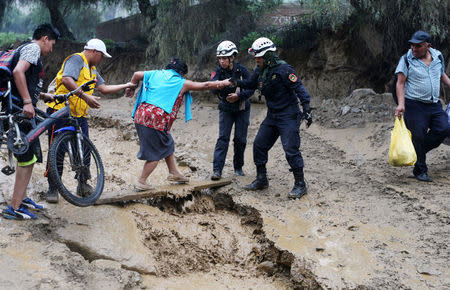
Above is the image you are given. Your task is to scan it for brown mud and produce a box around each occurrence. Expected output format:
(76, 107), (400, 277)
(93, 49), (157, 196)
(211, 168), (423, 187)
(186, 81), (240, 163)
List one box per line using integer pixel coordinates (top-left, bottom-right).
(1, 92), (449, 289)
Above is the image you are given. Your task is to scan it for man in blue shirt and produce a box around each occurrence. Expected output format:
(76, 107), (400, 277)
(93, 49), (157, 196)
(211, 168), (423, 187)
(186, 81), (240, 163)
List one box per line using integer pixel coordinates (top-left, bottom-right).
(395, 30), (450, 182)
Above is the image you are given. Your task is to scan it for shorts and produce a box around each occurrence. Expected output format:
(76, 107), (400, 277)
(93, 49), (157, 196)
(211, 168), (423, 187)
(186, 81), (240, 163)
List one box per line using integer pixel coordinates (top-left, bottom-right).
(13, 119), (42, 166)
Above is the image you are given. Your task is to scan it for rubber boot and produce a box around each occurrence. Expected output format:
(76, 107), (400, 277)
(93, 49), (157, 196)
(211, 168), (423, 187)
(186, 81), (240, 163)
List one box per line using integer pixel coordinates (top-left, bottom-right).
(234, 168), (245, 176)
(244, 166), (268, 190)
(211, 169), (222, 180)
(288, 169), (307, 199)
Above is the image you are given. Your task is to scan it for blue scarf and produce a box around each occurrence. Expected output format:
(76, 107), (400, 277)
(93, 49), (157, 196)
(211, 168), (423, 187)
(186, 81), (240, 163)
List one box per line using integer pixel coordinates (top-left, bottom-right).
(132, 69), (192, 122)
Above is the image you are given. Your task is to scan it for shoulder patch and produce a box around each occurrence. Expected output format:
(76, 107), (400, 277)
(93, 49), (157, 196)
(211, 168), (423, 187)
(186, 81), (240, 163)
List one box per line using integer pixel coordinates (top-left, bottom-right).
(210, 71), (216, 79)
(288, 73), (298, 82)
(272, 74), (277, 80)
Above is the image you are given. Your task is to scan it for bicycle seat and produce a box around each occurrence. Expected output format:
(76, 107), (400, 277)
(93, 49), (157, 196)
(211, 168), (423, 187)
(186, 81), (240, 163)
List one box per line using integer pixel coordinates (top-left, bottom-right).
(0, 66), (12, 82)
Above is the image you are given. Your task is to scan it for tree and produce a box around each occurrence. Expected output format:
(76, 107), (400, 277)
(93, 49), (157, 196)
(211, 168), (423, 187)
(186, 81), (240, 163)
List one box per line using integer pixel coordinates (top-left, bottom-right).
(137, 0), (281, 64)
(0, 0), (15, 29)
(42, 0), (75, 39)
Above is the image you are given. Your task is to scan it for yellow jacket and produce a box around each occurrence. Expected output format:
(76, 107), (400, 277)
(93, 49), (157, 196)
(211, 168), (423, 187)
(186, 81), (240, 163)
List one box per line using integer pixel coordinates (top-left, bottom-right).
(47, 52), (97, 117)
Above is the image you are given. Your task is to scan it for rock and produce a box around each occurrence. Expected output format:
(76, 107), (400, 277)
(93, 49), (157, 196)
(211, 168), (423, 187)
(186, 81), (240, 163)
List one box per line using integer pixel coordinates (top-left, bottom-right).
(351, 108), (361, 113)
(279, 251), (294, 267)
(258, 261), (276, 275)
(122, 131), (133, 141)
(349, 88), (376, 100)
(341, 106), (351, 115)
(417, 266), (441, 276)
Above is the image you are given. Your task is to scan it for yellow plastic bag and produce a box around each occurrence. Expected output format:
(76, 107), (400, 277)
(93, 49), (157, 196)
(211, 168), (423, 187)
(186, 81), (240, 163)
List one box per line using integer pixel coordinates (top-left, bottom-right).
(388, 117), (417, 166)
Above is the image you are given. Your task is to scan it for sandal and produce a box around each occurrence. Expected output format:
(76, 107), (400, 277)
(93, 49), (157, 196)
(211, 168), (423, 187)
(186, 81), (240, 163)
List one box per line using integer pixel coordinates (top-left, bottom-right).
(167, 174), (189, 183)
(134, 180), (155, 191)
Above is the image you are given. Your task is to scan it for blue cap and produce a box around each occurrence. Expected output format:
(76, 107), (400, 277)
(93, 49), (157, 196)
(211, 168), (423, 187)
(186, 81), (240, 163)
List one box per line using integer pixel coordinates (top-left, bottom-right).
(408, 30), (431, 44)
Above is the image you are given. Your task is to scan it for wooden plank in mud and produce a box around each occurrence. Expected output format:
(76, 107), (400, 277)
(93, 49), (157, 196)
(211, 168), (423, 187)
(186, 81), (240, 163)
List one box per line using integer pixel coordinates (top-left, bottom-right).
(95, 178), (232, 205)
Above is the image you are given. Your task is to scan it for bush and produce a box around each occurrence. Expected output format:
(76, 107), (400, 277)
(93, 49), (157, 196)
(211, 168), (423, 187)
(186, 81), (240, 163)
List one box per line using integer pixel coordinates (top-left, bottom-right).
(240, 31), (283, 53)
(102, 39), (116, 50)
(0, 32), (30, 49)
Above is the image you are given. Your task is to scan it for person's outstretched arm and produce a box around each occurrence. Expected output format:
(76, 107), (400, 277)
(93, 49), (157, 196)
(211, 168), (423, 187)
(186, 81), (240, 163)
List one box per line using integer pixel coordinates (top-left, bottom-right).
(97, 82), (136, 95)
(178, 79), (229, 96)
(125, 71), (145, 97)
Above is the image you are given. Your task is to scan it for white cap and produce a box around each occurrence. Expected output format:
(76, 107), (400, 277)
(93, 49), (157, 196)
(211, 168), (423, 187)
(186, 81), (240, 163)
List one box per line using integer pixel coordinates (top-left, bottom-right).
(84, 38), (112, 58)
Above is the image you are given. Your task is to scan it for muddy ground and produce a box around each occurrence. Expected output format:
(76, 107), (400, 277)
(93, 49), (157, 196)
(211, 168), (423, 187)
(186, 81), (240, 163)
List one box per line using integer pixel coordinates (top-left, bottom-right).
(0, 90), (449, 289)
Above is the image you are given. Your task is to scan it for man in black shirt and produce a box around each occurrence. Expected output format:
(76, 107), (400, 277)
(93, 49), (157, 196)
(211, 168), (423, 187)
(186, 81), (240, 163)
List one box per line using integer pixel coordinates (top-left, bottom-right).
(210, 40), (254, 180)
(3, 24), (59, 220)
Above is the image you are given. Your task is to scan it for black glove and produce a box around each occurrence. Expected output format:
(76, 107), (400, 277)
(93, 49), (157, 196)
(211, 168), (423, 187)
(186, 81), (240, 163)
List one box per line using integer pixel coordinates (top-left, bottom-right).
(302, 104), (312, 128)
(304, 110), (312, 128)
(229, 77), (238, 87)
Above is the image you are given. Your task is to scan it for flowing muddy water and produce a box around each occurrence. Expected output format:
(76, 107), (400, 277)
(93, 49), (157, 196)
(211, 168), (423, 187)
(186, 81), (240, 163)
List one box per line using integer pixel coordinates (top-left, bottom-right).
(1, 96), (449, 289)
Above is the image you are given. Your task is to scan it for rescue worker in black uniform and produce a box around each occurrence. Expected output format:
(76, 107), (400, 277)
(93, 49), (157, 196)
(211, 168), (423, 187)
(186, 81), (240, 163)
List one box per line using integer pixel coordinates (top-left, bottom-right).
(225, 37), (312, 199)
(210, 41), (254, 180)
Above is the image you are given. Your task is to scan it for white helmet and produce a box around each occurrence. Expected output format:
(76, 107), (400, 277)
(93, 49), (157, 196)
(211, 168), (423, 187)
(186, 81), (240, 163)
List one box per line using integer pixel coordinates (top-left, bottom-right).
(248, 37), (276, 57)
(216, 40), (238, 57)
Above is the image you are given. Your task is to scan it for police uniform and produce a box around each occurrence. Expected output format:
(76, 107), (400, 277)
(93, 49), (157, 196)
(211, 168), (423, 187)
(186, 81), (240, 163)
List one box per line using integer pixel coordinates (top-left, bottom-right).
(210, 62), (254, 174)
(236, 59), (311, 178)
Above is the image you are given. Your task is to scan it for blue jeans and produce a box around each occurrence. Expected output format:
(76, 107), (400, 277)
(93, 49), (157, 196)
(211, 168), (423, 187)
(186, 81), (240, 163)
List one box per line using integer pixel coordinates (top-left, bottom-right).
(46, 107), (90, 189)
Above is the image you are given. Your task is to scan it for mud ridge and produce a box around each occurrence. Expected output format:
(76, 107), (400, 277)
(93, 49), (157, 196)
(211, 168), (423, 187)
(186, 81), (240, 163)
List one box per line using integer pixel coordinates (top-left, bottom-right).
(138, 190), (322, 288)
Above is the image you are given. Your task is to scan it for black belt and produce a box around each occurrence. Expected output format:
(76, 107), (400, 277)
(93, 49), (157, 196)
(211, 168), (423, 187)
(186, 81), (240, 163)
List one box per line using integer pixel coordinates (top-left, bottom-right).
(268, 103), (298, 113)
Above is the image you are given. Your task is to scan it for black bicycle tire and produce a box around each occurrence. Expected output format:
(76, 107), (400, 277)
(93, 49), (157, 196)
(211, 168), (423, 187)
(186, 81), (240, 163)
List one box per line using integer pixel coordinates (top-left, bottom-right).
(48, 131), (104, 207)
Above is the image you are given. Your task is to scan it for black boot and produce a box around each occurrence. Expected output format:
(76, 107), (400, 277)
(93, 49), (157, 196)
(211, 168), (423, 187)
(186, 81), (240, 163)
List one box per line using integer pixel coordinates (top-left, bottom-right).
(46, 184), (59, 203)
(244, 166), (268, 190)
(211, 170), (222, 180)
(288, 169), (307, 199)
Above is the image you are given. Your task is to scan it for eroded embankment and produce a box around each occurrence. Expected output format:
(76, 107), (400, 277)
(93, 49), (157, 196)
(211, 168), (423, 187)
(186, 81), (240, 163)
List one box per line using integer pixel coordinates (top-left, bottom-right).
(22, 189), (322, 289)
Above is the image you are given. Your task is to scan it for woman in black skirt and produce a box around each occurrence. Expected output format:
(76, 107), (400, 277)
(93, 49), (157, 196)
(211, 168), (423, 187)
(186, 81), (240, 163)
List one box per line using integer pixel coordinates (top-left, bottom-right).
(127, 58), (230, 190)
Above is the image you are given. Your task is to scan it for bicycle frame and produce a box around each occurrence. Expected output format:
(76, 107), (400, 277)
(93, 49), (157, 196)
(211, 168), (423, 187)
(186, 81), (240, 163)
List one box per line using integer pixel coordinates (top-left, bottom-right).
(2, 74), (95, 165)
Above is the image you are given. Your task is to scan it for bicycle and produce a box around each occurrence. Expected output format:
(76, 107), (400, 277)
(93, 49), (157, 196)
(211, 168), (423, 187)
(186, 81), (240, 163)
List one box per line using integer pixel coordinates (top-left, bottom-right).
(0, 66), (104, 207)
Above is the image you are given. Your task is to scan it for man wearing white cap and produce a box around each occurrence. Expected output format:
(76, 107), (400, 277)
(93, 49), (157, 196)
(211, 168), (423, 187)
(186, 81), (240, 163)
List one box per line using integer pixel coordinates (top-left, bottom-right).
(44, 38), (136, 202)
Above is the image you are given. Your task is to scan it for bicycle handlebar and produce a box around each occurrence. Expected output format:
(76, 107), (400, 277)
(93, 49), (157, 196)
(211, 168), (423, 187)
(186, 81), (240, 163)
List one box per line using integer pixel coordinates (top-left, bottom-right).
(52, 79), (97, 104)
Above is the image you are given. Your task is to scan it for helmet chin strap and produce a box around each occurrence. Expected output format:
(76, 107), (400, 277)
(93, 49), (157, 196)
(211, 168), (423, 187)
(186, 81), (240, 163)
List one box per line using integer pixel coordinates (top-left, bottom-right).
(228, 57), (233, 69)
(227, 55), (235, 70)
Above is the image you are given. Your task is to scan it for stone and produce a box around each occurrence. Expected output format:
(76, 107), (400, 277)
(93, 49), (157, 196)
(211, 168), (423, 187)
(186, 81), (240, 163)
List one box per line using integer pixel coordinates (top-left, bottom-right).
(258, 261), (276, 275)
(349, 88), (376, 100)
(341, 106), (351, 115)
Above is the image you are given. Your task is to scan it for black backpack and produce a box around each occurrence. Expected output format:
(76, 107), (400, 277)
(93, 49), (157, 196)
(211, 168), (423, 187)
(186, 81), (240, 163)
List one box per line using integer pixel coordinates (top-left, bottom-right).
(392, 53), (445, 105)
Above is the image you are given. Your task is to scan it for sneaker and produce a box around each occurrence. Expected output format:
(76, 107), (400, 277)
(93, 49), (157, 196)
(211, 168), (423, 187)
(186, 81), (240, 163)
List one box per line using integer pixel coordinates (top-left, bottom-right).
(3, 205), (37, 220)
(414, 172), (432, 182)
(21, 197), (45, 210)
(77, 182), (94, 197)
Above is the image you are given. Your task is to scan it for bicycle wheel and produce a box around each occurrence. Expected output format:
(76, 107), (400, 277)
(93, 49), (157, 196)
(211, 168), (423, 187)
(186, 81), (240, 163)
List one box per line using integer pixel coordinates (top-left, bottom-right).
(48, 131), (104, 207)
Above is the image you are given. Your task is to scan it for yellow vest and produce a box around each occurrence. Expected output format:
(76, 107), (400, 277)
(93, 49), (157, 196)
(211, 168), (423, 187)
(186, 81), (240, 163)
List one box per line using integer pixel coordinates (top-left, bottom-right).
(47, 52), (97, 117)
